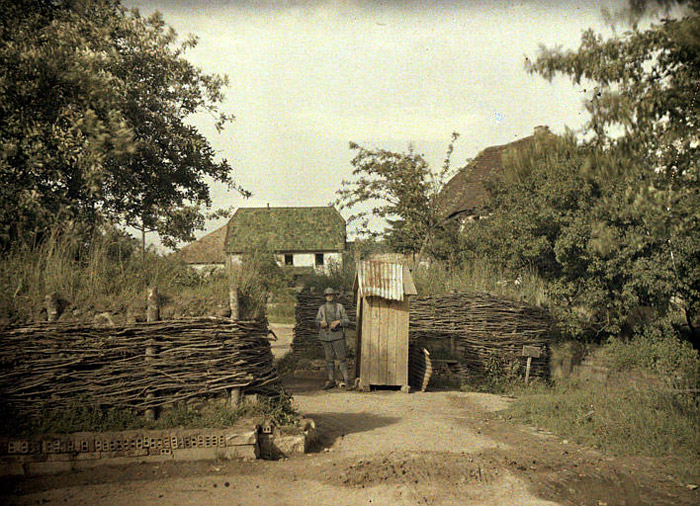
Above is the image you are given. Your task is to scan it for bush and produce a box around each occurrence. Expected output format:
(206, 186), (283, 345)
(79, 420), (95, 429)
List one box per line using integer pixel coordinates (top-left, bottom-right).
(299, 253), (355, 293)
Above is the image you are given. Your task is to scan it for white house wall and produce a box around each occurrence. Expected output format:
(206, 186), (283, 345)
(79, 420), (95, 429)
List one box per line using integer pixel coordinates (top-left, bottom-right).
(230, 252), (342, 273)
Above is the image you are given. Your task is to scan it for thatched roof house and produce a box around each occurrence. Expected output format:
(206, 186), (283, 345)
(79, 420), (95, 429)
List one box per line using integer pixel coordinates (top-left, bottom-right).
(439, 125), (555, 222)
(173, 225), (227, 273)
(224, 206), (346, 273)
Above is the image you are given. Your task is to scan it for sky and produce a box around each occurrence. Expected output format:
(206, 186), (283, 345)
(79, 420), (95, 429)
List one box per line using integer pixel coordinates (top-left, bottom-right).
(123, 0), (633, 248)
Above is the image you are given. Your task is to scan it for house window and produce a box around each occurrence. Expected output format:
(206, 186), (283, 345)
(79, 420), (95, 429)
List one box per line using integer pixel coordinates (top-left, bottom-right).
(284, 254), (294, 266)
(315, 253), (324, 266)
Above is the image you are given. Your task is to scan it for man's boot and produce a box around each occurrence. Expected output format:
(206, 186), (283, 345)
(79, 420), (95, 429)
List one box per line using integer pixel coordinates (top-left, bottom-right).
(322, 380), (335, 390)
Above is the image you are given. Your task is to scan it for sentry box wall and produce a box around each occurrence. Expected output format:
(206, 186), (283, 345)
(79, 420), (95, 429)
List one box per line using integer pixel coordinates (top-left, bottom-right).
(353, 260), (417, 392)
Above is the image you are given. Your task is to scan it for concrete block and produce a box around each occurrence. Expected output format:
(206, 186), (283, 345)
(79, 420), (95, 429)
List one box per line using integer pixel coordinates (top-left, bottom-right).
(225, 430), (257, 446)
(1, 454), (46, 464)
(99, 449), (148, 459)
(73, 452), (101, 461)
(26, 461), (73, 475)
(172, 445), (257, 462)
(0, 462), (25, 477)
(275, 433), (306, 456)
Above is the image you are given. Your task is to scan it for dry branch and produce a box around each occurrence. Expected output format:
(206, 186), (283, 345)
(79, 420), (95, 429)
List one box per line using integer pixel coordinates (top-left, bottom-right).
(0, 318), (281, 416)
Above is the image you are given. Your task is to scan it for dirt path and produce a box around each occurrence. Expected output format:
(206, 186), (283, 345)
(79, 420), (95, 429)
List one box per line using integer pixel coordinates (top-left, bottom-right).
(2, 371), (697, 506)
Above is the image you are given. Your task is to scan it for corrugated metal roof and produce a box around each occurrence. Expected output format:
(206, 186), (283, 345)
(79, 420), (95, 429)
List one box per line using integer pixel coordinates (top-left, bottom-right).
(355, 261), (417, 301)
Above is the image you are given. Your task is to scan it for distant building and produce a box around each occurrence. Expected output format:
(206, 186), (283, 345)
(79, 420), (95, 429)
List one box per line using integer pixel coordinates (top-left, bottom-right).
(439, 125), (555, 225)
(173, 225), (227, 274)
(224, 206), (346, 274)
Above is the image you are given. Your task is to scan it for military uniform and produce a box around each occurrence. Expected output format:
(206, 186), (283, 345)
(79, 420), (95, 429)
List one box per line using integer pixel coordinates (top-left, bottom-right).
(315, 293), (350, 386)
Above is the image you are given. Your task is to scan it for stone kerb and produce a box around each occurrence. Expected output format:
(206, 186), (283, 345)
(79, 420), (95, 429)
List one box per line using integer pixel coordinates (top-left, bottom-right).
(0, 425), (258, 477)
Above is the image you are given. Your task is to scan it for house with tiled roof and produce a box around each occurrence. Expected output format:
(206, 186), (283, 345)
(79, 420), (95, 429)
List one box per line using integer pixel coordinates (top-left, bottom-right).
(439, 126), (555, 223)
(173, 225), (228, 274)
(224, 206), (346, 273)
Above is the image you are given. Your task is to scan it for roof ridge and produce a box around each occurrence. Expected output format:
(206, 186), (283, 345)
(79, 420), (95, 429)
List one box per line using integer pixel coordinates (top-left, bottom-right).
(235, 205), (337, 210)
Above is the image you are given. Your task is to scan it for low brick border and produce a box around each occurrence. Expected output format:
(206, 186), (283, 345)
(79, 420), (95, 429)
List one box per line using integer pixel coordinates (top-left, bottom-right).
(0, 418), (318, 476)
(0, 425), (258, 477)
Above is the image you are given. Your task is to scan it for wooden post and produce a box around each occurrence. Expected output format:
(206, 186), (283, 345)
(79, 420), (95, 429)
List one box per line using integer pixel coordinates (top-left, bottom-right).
(145, 287), (159, 421)
(522, 345), (542, 386)
(45, 292), (59, 322)
(230, 388), (241, 409)
(228, 284), (241, 408)
(144, 338), (157, 421)
(524, 356), (532, 385)
(146, 286), (160, 323)
(229, 285), (240, 320)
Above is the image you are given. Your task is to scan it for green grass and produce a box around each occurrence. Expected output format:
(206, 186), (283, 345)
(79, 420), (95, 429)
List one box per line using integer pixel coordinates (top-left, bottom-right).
(508, 378), (699, 460)
(1, 393), (299, 437)
(0, 228), (234, 323)
(411, 257), (550, 306)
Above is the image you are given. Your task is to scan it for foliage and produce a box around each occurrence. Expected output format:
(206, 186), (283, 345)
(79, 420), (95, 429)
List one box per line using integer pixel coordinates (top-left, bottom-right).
(411, 256), (549, 307)
(230, 244), (292, 319)
(0, 227), (229, 323)
(602, 320), (700, 392)
(1, 393), (299, 437)
(298, 251), (356, 293)
(518, 1), (699, 343)
(336, 134), (460, 259)
(461, 134), (690, 339)
(507, 377), (699, 474)
(0, 0), (246, 251)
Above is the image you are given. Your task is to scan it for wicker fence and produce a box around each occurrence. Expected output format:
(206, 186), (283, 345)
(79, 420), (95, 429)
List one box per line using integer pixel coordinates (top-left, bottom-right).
(409, 293), (553, 379)
(291, 291), (356, 359)
(0, 318), (280, 417)
(292, 291), (553, 379)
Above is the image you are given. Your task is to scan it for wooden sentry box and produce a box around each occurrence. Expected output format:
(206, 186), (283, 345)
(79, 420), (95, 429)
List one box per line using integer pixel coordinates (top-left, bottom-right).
(353, 260), (417, 392)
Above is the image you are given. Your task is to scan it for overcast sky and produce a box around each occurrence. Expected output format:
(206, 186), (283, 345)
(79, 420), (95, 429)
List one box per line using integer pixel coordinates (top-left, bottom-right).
(124, 0), (634, 248)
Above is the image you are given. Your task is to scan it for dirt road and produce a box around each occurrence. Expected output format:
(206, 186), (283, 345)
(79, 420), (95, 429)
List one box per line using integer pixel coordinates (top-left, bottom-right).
(3, 371), (696, 506)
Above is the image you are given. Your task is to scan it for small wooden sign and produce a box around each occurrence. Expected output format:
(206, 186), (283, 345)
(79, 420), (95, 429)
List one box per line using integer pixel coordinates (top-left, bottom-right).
(522, 345), (542, 358)
(522, 345), (542, 385)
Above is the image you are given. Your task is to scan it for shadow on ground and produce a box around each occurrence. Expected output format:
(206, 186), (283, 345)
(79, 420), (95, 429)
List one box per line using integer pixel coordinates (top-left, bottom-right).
(303, 412), (400, 451)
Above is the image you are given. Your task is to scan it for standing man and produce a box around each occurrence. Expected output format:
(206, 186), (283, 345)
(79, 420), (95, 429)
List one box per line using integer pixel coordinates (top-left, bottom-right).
(316, 287), (351, 390)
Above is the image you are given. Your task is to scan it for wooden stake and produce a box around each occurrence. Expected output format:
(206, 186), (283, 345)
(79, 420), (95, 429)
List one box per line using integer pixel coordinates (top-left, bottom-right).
(146, 287), (160, 323)
(145, 287), (159, 421)
(525, 356), (532, 385)
(230, 388), (241, 409)
(229, 286), (240, 320)
(45, 292), (59, 322)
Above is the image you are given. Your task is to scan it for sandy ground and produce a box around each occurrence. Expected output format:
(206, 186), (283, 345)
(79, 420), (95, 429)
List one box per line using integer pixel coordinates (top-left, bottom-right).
(269, 323), (294, 360)
(2, 340), (697, 505)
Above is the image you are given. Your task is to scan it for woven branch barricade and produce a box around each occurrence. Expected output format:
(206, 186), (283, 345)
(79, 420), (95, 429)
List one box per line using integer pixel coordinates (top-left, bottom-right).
(0, 318), (280, 417)
(291, 291), (356, 359)
(409, 293), (553, 379)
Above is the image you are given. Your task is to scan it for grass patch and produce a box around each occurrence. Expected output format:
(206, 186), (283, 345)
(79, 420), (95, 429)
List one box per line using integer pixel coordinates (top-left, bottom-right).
(507, 378), (699, 482)
(1, 393), (299, 437)
(411, 258), (550, 306)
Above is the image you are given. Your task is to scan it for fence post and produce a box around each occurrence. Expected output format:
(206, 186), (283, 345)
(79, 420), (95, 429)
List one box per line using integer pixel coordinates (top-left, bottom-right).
(45, 292), (59, 322)
(229, 284), (240, 320)
(229, 285), (241, 409)
(147, 286), (160, 322)
(145, 286), (159, 421)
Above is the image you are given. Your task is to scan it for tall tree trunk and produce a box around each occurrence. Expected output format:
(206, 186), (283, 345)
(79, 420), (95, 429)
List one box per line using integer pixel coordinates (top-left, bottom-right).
(141, 227), (146, 262)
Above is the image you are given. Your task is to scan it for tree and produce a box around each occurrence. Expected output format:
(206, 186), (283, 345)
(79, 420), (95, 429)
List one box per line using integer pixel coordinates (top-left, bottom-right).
(0, 0), (247, 251)
(336, 133), (460, 260)
(463, 0), (699, 343)
(527, 0), (699, 344)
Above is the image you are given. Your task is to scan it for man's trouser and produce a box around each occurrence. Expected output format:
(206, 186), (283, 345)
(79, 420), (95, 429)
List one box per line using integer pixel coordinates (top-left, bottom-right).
(321, 338), (350, 383)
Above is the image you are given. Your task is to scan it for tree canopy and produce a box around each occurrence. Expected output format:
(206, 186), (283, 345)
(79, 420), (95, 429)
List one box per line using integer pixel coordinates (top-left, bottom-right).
(336, 134), (460, 260)
(0, 0), (246, 250)
(463, 1), (699, 345)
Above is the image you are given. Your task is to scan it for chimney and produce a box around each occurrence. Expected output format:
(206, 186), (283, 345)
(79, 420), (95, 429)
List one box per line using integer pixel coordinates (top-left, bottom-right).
(534, 125), (550, 137)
